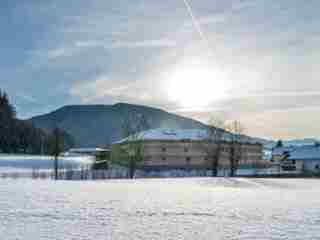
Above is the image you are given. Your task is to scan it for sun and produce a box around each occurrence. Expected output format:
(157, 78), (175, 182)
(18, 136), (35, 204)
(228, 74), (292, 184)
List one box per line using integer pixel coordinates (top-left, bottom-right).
(166, 61), (228, 108)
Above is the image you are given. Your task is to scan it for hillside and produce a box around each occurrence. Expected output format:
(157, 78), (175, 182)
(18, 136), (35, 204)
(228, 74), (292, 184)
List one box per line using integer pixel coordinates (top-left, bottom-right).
(29, 103), (207, 147)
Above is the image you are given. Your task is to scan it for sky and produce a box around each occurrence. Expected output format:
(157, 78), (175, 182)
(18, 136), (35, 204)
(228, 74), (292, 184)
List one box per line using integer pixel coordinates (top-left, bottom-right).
(1, 0), (320, 140)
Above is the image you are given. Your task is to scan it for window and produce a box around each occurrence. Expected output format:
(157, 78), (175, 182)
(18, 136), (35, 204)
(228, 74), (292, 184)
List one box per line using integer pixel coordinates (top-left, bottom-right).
(184, 147), (189, 152)
(186, 157), (191, 163)
(162, 156), (166, 161)
(161, 147), (166, 152)
(282, 165), (296, 171)
(145, 156), (151, 162)
(292, 160), (296, 164)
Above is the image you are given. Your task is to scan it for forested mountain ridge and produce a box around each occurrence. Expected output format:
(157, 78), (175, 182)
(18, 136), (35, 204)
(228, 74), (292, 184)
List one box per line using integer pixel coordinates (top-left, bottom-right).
(29, 103), (208, 147)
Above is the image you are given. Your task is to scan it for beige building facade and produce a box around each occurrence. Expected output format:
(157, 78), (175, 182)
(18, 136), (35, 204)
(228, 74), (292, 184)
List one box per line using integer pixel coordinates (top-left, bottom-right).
(113, 139), (264, 170)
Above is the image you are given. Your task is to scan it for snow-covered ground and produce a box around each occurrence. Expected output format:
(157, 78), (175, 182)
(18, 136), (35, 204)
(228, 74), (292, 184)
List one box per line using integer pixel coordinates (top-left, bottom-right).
(0, 154), (93, 172)
(0, 154), (286, 178)
(0, 178), (319, 240)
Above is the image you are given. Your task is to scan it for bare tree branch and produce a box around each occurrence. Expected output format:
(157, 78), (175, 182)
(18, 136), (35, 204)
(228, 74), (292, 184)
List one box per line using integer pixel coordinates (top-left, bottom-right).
(203, 117), (226, 177)
(226, 120), (245, 177)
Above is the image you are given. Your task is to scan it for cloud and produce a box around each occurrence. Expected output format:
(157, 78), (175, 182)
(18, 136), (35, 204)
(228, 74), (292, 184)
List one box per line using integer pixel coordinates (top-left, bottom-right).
(109, 39), (177, 49)
(70, 75), (162, 105)
(228, 90), (320, 100)
(76, 39), (177, 49)
(70, 76), (113, 103)
(30, 47), (80, 60)
(46, 47), (77, 59)
(70, 71), (181, 115)
(31, 38), (177, 61)
(17, 94), (37, 103)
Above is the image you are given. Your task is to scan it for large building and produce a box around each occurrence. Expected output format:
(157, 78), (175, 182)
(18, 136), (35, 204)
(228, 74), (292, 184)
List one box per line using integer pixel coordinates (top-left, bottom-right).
(112, 128), (265, 170)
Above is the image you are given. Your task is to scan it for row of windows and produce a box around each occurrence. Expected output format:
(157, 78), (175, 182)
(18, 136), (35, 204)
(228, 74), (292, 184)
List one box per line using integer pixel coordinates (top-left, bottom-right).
(160, 146), (260, 154)
(161, 147), (189, 152)
(145, 156), (262, 164)
(146, 155), (262, 161)
(161, 147), (231, 154)
(161, 156), (191, 162)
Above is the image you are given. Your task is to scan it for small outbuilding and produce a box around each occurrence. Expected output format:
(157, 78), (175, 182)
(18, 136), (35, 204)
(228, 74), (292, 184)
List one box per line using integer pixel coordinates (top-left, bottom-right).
(272, 144), (320, 173)
(287, 145), (320, 172)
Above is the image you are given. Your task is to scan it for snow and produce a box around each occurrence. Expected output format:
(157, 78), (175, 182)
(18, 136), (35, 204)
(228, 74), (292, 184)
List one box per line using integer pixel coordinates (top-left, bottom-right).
(272, 146), (296, 156)
(116, 128), (259, 144)
(63, 148), (109, 157)
(1, 178), (320, 239)
(0, 154), (93, 171)
(68, 148), (109, 153)
(117, 128), (209, 143)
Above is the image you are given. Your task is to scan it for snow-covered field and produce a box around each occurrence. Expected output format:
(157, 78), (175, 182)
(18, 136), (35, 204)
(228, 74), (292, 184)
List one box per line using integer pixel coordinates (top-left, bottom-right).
(0, 154), (93, 172)
(0, 178), (320, 240)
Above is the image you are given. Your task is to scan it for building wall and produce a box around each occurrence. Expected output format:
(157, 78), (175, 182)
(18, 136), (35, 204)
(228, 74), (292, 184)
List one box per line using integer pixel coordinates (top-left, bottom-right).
(298, 159), (320, 172)
(113, 140), (264, 170)
(280, 159), (320, 173)
(271, 155), (284, 164)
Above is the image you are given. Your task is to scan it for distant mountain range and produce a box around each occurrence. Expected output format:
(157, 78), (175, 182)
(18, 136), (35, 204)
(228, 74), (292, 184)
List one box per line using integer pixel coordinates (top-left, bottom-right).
(29, 103), (208, 147)
(29, 102), (318, 148)
(265, 138), (319, 149)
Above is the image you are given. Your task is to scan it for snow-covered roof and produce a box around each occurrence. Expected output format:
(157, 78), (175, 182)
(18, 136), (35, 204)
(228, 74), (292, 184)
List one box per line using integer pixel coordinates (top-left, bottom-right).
(114, 128), (259, 144)
(288, 145), (320, 161)
(116, 128), (209, 143)
(272, 147), (295, 156)
(69, 148), (109, 153)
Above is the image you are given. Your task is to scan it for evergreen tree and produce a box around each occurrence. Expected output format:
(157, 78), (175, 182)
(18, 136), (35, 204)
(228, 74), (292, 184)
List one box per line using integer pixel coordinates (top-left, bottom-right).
(276, 140), (283, 148)
(0, 89), (74, 154)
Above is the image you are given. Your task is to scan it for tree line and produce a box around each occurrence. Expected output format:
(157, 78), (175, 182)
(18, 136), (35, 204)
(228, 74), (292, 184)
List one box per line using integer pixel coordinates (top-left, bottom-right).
(0, 90), (74, 155)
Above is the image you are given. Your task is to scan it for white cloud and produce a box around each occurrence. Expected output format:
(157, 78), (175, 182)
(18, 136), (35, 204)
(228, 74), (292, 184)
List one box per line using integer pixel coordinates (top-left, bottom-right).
(109, 39), (177, 49)
(75, 39), (177, 49)
(31, 47), (80, 60)
(18, 94), (37, 103)
(70, 76), (113, 103)
(47, 48), (74, 59)
(71, 75), (150, 104)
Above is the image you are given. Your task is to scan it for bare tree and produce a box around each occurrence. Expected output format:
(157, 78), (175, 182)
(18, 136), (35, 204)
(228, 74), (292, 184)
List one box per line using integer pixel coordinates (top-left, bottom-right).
(226, 120), (245, 177)
(52, 128), (64, 180)
(32, 168), (39, 179)
(118, 112), (148, 179)
(203, 117), (226, 177)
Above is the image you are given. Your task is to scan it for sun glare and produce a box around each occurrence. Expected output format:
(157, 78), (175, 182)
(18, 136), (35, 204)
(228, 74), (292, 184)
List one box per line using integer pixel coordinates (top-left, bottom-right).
(166, 61), (228, 108)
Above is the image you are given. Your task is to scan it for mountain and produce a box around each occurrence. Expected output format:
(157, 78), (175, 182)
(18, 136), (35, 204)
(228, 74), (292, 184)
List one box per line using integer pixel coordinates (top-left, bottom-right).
(275, 139), (319, 148)
(283, 138), (319, 146)
(29, 103), (207, 147)
(261, 138), (320, 150)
